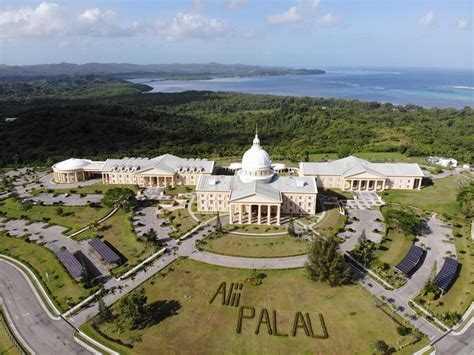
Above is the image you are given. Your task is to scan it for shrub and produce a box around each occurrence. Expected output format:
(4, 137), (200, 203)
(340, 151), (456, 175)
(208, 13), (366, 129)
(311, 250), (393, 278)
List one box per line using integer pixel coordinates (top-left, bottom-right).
(396, 326), (411, 336)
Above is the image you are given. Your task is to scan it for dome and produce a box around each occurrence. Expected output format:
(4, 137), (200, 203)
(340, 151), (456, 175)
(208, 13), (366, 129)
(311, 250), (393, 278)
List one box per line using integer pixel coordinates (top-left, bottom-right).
(241, 141), (271, 170)
(238, 134), (274, 183)
(53, 158), (91, 171)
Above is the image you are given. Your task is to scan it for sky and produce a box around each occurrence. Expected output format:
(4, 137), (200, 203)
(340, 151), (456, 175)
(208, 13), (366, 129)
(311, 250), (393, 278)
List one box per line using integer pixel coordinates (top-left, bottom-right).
(0, 0), (472, 69)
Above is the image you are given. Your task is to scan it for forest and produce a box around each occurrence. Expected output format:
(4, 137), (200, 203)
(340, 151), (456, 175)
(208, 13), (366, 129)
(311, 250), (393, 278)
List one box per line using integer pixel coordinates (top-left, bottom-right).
(0, 76), (472, 166)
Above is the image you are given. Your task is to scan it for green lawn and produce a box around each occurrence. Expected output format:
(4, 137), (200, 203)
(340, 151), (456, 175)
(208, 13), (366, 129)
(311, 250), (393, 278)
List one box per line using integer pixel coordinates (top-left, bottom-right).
(168, 208), (199, 238)
(84, 258), (425, 354)
(198, 233), (309, 258)
(375, 229), (414, 267)
(0, 233), (91, 311)
(30, 183), (138, 196)
(422, 220), (473, 316)
(315, 207), (346, 236)
(164, 185), (195, 196)
(0, 310), (22, 355)
(77, 209), (154, 277)
(0, 197), (111, 234)
(383, 176), (462, 217)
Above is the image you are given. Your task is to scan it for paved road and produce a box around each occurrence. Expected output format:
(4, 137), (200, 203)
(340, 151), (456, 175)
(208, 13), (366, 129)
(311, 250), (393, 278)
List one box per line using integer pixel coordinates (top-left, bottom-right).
(0, 261), (90, 354)
(435, 326), (474, 354)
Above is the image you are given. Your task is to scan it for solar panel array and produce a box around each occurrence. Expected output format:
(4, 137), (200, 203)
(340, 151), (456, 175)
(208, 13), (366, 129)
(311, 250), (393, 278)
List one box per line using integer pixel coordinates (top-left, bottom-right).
(89, 238), (121, 264)
(394, 244), (424, 275)
(56, 249), (83, 279)
(436, 257), (459, 292)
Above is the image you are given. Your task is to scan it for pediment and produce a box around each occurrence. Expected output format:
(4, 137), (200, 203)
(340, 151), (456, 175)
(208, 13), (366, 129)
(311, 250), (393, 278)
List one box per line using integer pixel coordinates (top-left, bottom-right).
(344, 171), (385, 179)
(136, 168), (175, 176)
(230, 193), (281, 204)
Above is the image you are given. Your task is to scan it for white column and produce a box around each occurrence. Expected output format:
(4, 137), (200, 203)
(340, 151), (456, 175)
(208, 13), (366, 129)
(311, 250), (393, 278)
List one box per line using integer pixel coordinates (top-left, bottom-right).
(267, 205), (271, 225)
(258, 205), (262, 224)
(247, 204), (251, 224)
(277, 205), (281, 225)
(239, 204), (242, 224)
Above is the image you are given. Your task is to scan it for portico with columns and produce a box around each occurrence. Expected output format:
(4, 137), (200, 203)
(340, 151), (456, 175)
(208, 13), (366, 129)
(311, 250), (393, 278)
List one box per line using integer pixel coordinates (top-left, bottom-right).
(343, 177), (386, 191)
(229, 199), (282, 225)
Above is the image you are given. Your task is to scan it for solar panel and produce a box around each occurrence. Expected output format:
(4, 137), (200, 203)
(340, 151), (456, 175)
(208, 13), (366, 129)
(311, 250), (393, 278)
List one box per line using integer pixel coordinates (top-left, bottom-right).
(89, 238), (121, 264)
(56, 249), (83, 279)
(436, 257), (459, 293)
(394, 244), (424, 275)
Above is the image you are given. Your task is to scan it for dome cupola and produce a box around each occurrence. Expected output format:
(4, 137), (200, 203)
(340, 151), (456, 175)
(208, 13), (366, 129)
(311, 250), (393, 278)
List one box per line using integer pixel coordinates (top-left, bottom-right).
(238, 130), (274, 183)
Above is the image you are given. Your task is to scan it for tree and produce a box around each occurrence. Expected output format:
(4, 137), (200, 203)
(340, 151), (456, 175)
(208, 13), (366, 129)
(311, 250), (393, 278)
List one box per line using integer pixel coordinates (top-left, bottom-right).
(120, 288), (148, 329)
(215, 212), (223, 235)
(140, 228), (164, 249)
(337, 145), (352, 158)
(457, 184), (474, 218)
(306, 234), (351, 287)
(97, 297), (114, 324)
(287, 216), (297, 237)
(103, 188), (135, 208)
(80, 265), (95, 289)
(424, 261), (439, 295)
(352, 230), (376, 267)
(55, 207), (64, 216)
(383, 208), (420, 235)
(373, 340), (389, 354)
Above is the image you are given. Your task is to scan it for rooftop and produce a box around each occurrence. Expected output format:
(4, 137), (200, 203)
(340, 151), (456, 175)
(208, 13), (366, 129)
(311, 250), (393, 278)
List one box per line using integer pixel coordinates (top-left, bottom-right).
(300, 156), (424, 177)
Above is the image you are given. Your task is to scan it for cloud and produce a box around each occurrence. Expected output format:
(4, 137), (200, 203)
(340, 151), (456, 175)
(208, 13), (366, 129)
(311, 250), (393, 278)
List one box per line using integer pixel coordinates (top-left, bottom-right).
(419, 10), (436, 28)
(0, 2), (64, 39)
(227, 0), (248, 10)
(456, 18), (471, 30)
(159, 12), (229, 40)
(317, 12), (343, 27)
(76, 8), (142, 37)
(267, 7), (302, 25)
(266, 0), (324, 26)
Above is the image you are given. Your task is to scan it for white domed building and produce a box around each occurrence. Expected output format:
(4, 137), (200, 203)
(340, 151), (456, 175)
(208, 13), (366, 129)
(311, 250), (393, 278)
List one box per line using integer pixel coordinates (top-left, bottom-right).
(196, 133), (318, 225)
(52, 158), (96, 183)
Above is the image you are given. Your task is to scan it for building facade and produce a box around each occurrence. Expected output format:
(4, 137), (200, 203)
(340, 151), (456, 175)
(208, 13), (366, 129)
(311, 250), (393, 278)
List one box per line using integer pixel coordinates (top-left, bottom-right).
(299, 156), (424, 191)
(196, 134), (318, 225)
(53, 154), (214, 187)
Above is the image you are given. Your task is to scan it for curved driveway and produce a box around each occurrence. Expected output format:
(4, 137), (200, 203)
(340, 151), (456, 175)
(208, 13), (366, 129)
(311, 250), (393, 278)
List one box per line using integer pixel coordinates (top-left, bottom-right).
(188, 249), (308, 269)
(0, 261), (89, 354)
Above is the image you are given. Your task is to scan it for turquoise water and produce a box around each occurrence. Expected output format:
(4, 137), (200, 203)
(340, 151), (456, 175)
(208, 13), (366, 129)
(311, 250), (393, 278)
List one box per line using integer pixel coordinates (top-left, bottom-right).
(130, 67), (474, 109)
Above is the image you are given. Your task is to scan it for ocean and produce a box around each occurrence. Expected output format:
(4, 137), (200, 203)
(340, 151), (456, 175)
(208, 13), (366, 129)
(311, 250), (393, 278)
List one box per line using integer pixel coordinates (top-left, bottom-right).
(129, 67), (474, 109)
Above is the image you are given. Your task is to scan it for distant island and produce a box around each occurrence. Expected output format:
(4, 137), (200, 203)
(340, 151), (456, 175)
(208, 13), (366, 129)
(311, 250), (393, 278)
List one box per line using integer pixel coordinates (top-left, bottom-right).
(0, 62), (325, 82)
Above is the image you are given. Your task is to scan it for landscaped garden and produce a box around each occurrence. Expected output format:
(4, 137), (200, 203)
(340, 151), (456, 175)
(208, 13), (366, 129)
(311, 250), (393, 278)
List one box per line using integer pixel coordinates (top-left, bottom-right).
(0, 197), (111, 235)
(375, 229), (414, 267)
(163, 208), (199, 238)
(197, 233), (309, 258)
(81, 258), (427, 354)
(315, 207), (347, 236)
(0, 233), (92, 311)
(76, 209), (155, 277)
(30, 183), (138, 196)
(224, 223), (287, 234)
